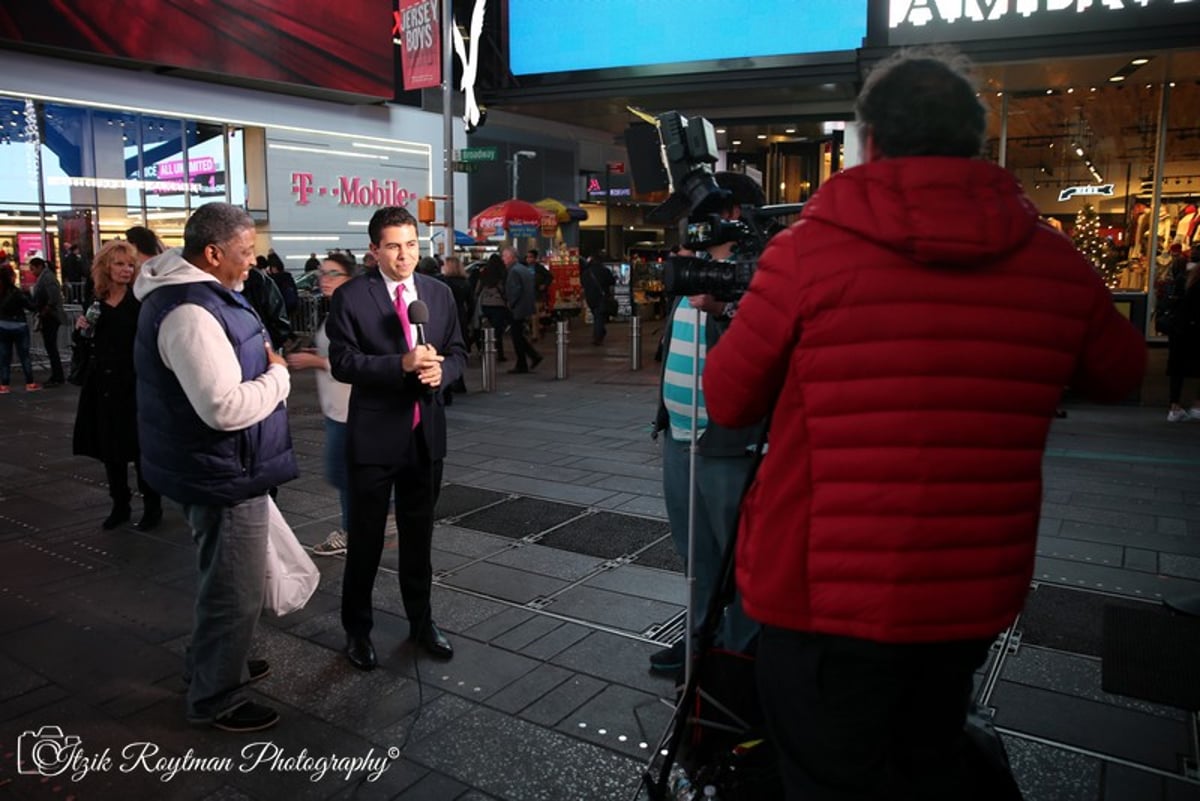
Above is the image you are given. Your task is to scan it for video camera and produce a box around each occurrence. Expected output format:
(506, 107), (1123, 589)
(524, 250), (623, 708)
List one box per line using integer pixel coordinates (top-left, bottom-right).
(625, 110), (802, 301)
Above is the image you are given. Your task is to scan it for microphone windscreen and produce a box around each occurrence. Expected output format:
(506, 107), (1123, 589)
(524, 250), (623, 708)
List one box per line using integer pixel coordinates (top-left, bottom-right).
(407, 299), (430, 325)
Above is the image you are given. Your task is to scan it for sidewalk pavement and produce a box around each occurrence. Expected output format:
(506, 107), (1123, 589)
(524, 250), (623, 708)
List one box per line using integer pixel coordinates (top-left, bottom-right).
(1, 318), (1199, 800)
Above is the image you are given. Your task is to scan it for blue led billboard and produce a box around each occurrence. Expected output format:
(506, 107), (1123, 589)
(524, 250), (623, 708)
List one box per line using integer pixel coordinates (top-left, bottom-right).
(508, 0), (868, 76)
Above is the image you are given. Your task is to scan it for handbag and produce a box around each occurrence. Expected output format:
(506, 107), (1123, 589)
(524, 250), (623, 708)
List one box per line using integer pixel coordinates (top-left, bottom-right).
(67, 329), (93, 386)
(263, 497), (320, 615)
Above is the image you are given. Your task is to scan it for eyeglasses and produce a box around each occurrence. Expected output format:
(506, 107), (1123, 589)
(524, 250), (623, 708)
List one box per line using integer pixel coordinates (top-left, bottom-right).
(319, 270), (349, 278)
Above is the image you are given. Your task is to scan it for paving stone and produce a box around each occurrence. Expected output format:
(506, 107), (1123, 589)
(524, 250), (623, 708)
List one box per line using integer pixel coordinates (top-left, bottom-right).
(1000, 644), (1185, 720)
(433, 524), (516, 559)
(538, 511), (670, 559)
(1019, 585), (1157, 656)
(462, 606), (535, 643)
(550, 631), (676, 696)
(545, 584), (682, 635)
(632, 537), (684, 572)
(991, 681), (1189, 773)
(491, 614), (568, 652)
(392, 770), (471, 800)
(484, 662), (574, 715)
(1103, 763), (1166, 801)
(469, 473), (620, 507)
(439, 561), (569, 605)
(518, 672), (607, 727)
(454, 497), (587, 539)
(405, 704), (643, 801)
(1160, 553), (1200, 580)
(556, 682), (673, 760)
(1032, 556), (1195, 599)
(1123, 548), (1159, 573)
(518, 621), (593, 661)
(1036, 535), (1123, 566)
(485, 541), (606, 582)
(1004, 735), (1101, 801)
(434, 484), (510, 521)
(582, 564), (687, 606)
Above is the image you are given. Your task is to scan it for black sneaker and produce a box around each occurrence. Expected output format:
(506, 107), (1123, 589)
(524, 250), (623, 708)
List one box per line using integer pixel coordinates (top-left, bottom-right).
(211, 701), (279, 733)
(649, 640), (686, 675)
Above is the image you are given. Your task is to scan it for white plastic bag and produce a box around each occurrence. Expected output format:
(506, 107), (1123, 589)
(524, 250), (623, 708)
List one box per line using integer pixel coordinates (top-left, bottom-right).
(264, 497), (320, 615)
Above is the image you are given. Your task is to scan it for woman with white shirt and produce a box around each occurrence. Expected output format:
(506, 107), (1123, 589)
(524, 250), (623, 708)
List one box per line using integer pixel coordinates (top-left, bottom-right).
(287, 253), (357, 554)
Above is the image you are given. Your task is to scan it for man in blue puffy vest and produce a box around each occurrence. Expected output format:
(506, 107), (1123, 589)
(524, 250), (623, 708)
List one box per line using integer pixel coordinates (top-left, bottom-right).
(134, 202), (297, 733)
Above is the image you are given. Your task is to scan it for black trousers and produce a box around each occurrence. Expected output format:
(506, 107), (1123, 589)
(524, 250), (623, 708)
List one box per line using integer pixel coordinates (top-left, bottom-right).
(509, 317), (541, 370)
(103, 460), (161, 509)
(41, 319), (63, 382)
(341, 429), (442, 637)
(756, 625), (992, 801)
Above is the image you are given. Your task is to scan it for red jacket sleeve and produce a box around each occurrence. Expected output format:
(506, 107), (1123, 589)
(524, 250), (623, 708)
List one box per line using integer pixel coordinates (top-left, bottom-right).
(1069, 278), (1147, 401)
(704, 225), (806, 428)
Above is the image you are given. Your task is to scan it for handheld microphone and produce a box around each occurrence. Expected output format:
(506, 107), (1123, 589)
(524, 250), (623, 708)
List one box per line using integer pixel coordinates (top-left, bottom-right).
(407, 299), (430, 346)
(407, 299), (435, 395)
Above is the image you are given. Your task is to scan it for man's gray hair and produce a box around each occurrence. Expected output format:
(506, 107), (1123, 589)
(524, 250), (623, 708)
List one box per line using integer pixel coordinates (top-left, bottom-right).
(856, 46), (986, 159)
(182, 203), (255, 259)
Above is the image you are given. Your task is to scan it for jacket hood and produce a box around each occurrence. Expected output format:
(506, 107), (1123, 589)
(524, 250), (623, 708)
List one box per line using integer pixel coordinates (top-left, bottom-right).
(801, 158), (1040, 267)
(134, 248), (222, 301)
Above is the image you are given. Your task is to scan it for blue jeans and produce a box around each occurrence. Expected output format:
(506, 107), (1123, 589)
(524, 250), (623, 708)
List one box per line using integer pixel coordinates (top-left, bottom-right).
(182, 494), (269, 722)
(324, 416), (349, 530)
(0, 322), (34, 385)
(662, 431), (759, 652)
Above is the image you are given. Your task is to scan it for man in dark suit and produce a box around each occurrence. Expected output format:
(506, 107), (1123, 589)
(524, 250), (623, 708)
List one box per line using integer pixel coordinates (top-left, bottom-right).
(326, 206), (467, 670)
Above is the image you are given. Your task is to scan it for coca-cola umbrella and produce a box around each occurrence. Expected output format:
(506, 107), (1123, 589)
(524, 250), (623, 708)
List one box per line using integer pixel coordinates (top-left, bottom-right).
(469, 199), (558, 241)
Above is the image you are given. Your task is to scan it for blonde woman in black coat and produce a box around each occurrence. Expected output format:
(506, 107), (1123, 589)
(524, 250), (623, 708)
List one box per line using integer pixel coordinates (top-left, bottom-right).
(72, 239), (162, 530)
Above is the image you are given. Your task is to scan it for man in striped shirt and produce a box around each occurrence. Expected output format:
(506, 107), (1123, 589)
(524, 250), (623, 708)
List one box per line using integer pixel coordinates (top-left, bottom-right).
(650, 172), (767, 676)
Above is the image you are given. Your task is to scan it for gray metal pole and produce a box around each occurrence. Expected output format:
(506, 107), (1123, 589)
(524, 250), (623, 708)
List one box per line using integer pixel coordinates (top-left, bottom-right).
(481, 324), (496, 392)
(630, 315), (642, 371)
(1146, 81), (1171, 337)
(441, 0), (454, 257)
(555, 319), (568, 379)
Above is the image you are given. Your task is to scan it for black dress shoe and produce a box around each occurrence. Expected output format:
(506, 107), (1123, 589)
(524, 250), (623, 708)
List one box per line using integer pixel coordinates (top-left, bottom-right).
(530, 354), (543, 369)
(102, 504), (131, 530)
(135, 505), (163, 531)
(410, 622), (453, 660)
(345, 634), (377, 671)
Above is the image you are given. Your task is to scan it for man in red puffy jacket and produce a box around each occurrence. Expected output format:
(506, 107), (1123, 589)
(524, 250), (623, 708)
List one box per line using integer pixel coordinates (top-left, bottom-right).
(703, 48), (1146, 801)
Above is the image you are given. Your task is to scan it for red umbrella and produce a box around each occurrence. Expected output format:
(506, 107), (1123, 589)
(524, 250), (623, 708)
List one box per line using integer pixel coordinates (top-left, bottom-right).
(469, 199), (558, 240)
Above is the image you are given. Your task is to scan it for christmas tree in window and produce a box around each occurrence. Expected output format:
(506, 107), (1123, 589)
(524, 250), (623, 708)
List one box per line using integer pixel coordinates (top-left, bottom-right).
(1073, 203), (1119, 288)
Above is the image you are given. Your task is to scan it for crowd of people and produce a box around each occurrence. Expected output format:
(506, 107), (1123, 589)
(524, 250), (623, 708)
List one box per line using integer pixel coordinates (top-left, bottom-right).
(0, 45), (1160, 800)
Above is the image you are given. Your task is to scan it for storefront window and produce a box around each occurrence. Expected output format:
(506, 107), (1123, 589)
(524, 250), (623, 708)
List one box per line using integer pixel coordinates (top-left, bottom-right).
(0, 97), (45, 267)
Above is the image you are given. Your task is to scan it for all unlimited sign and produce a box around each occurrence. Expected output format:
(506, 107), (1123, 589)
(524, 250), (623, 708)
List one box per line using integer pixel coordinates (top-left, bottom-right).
(290, 172), (416, 207)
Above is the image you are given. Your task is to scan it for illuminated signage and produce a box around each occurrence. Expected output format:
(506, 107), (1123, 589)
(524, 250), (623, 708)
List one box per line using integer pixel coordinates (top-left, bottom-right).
(887, 0), (1200, 44)
(290, 172), (416, 207)
(1058, 183), (1115, 202)
(586, 177), (632, 198)
(147, 157), (217, 179)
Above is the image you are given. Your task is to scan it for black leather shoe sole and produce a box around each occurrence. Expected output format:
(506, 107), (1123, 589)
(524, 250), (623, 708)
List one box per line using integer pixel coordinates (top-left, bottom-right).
(211, 701), (279, 733)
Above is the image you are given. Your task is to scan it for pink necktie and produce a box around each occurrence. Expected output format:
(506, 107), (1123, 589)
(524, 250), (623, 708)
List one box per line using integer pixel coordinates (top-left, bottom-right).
(394, 284), (421, 430)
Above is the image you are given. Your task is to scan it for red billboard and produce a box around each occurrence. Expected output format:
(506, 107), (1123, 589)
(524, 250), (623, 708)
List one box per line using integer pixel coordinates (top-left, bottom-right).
(395, 0), (441, 91)
(0, 0), (394, 98)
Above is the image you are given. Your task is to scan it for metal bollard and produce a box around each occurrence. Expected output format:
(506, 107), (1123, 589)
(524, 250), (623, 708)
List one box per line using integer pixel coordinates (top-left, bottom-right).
(481, 325), (497, 392)
(630, 315), (642, 371)
(555, 319), (569, 380)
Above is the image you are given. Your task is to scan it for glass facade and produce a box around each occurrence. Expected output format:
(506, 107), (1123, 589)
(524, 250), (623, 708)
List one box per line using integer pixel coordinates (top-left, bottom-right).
(0, 94), (256, 273)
